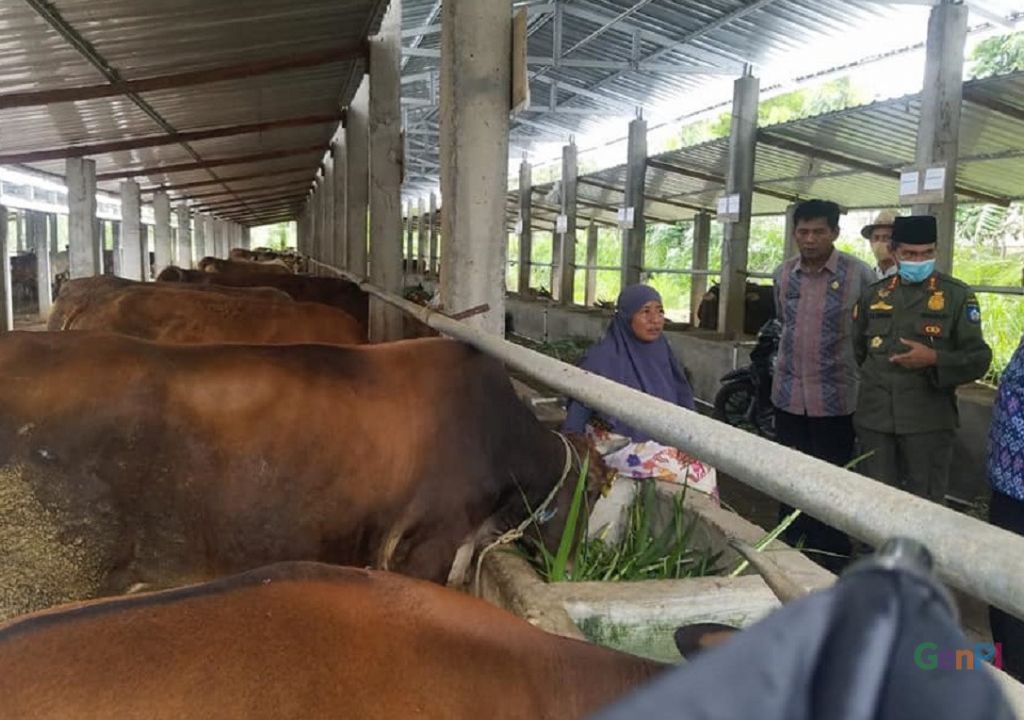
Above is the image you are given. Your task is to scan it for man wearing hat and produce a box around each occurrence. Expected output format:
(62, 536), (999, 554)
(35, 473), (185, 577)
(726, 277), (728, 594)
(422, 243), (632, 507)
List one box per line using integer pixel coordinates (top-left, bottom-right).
(852, 215), (992, 505)
(861, 210), (900, 280)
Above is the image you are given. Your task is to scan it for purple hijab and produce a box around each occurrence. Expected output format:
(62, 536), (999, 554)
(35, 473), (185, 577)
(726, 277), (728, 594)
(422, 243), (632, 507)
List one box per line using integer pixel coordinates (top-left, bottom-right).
(563, 284), (696, 442)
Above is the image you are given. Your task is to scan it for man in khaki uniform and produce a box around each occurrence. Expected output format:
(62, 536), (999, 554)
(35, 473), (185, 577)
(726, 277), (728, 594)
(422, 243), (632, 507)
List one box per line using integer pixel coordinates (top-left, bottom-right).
(852, 215), (992, 504)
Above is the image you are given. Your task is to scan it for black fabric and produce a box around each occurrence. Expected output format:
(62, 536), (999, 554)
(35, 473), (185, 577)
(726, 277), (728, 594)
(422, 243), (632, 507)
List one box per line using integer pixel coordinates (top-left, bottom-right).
(989, 489), (1024, 682)
(590, 560), (1015, 720)
(892, 215), (937, 246)
(774, 409), (856, 574)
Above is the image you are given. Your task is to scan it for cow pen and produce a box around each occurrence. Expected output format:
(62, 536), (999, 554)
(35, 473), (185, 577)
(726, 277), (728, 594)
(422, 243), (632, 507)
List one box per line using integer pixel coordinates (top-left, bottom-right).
(3, 0), (1024, 716)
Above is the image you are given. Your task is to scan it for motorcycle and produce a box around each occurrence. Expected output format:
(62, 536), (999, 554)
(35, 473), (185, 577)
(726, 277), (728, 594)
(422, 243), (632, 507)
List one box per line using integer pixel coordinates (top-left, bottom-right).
(712, 318), (781, 440)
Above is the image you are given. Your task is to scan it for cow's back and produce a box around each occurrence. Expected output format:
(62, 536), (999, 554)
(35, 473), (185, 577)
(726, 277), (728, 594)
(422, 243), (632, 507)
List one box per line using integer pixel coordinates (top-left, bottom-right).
(0, 562), (666, 720)
(60, 284), (366, 345)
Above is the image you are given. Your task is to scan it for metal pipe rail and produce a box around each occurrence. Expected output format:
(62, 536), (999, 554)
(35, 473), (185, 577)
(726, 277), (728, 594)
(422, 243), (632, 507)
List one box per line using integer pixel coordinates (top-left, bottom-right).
(313, 259), (1024, 621)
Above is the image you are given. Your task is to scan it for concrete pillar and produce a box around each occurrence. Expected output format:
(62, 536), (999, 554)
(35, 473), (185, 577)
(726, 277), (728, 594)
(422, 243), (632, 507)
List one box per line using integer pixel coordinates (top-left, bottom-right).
(914, 1), (968, 275)
(717, 73), (759, 338)
(517, 159), (532, 294)
(30, 212), (52, 319)
(310, 185), (320, 261)
(439, 0), (511, 334)
(783, 202), (798, 261)
(347, 79), (370, 276)
(427, 192), (438, 276)
(690, 212), (711, 325)
(417, 198), (427, 271)
(49, 213), (59, 255)
(192, 213), (206, 263)
(204, 216), (216, 261)
(66, 158), (99, 278)
(558, 141), (578, 305)
(584, 221), (599, 307)
(175, 205), (192, 268)
(332, 137), (347, 268)
(153, 191), (172, 272)
(109, 221), (121, 276)
(368, 0), (404, 342)
(0, 206), (10, 331)
(242, 226), (250, 252)
(15, 211), (24, 254)
(620, 116), (648, 290)
(405, 200), (415, 271)
(119, 181), (143, 281)
(322, 154), (335, 265)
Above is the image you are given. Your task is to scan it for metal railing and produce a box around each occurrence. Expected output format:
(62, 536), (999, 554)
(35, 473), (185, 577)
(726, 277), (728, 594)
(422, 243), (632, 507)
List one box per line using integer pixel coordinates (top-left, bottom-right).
(311, 258), (1024, 624)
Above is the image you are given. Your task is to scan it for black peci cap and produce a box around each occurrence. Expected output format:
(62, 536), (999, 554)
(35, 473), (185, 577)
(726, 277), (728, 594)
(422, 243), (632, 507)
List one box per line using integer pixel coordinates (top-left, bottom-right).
(891, 215), (937, 246)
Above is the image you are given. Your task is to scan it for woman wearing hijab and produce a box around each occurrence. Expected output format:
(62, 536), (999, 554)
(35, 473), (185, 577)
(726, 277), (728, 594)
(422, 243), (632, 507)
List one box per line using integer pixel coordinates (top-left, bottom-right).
(563, 284), (718, 499)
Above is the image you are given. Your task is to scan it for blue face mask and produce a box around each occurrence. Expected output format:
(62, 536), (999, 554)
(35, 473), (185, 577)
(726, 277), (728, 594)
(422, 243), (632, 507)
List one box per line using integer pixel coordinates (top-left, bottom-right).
(898, 259), (935, 284)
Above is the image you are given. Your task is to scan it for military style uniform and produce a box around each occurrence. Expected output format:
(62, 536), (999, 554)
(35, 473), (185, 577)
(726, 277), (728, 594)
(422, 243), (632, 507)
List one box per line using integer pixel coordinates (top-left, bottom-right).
(852, 271), (992, 503)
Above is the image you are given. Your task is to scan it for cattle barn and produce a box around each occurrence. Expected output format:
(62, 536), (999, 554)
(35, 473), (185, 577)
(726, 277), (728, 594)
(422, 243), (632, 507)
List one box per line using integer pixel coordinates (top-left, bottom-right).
(3, 0), (1024, 718)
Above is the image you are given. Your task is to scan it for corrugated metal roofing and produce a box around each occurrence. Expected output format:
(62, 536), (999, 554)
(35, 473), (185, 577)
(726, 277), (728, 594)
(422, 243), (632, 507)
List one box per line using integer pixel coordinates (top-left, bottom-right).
(402, 0), (1023, 202)
(0, 0), (388, 224)
(507, 70), (1024, 230)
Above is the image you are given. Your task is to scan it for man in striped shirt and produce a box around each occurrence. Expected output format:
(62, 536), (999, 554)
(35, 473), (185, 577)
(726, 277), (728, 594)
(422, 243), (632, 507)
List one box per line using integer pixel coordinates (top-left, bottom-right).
(771, 199), (876, 573)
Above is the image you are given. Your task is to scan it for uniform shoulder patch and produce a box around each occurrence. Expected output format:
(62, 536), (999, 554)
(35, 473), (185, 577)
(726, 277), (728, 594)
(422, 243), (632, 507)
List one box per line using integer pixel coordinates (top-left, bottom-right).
(965, 293), (982, 324)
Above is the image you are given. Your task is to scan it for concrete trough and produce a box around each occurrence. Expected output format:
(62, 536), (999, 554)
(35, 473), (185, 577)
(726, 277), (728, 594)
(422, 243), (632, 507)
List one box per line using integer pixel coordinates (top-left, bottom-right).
(478, 481), (1024, 714)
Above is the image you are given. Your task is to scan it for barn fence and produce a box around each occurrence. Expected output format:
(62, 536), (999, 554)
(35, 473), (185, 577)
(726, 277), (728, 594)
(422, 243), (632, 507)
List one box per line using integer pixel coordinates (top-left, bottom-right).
(311, 258), (1024, 623)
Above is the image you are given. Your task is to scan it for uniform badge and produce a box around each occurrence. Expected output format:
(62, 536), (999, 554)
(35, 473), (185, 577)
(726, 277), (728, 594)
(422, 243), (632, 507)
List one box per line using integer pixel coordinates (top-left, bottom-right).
(928, 291), (945, 311)
(870, 300), (894, 312)
(922, 323), (943, 337)
(871, 336), (883, 349)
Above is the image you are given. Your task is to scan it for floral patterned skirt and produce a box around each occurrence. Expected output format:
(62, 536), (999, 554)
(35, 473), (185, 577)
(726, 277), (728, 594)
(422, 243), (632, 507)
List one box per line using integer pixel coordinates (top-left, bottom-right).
(585, 422), (719, 501)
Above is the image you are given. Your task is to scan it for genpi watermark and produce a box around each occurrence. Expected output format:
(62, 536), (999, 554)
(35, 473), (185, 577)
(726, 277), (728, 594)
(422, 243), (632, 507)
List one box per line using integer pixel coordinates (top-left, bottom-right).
(914, 642), (1003, 671)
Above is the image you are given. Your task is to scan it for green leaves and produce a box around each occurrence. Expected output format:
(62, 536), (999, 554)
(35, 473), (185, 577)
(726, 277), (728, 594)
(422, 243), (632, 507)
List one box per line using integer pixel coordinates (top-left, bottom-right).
(520, 478), (723, 584)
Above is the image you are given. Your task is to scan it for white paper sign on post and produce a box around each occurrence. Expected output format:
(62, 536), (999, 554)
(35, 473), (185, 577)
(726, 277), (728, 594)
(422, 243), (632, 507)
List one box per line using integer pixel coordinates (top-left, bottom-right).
(716, 197), (729, 216)
(556, 214), (568, 233)
(923, 166), (946, 192)
(899, 170), (920, 199)
(617, 207), (635, 229)
(727, 194), (741, 215)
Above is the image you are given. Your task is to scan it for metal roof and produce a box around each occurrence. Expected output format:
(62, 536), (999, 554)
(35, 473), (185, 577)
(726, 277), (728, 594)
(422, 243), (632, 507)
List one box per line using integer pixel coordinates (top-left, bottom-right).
(402, 0), (1023, 201)
(1, 0), (388, 226)
(506, 68), (1024, 231)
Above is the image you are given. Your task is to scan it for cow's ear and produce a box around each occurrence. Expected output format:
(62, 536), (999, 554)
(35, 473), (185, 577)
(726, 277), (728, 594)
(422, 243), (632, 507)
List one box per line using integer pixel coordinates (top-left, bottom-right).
(673, 623), (738, 660)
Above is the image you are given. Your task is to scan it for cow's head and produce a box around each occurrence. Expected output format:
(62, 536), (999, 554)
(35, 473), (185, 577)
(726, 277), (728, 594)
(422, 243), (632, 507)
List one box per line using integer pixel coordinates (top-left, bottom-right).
(529, 432), (619, 562)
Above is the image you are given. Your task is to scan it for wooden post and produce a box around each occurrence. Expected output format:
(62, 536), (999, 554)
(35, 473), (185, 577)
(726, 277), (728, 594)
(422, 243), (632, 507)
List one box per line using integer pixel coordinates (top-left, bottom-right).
(620, 115), (647, 289)
(558, 140), (578, 305)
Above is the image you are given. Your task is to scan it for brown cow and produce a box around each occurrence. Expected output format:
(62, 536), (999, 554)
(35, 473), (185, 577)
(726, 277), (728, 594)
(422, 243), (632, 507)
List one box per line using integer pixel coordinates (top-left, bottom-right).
(0, 562), (669, 720)
(158, 265), (369, 335)
(49, 277), (365, 346)
(198, 256), (293, 275)
(0, 332), (611, 621)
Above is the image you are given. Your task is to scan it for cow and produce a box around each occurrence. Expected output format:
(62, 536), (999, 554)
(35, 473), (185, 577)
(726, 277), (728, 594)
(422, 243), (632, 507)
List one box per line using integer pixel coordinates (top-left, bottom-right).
(230, 247), (305, 273)
(48, 277), (365, 346)
(157, 265), (369, 336)
(0, 332), (613, 621)
(198, 256), (293, 275)
(0, 562), (671, 720)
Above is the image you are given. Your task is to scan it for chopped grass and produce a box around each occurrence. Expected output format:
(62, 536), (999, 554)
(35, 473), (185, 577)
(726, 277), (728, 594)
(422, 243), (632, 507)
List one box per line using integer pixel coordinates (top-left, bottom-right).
(516, 466), (725, 583)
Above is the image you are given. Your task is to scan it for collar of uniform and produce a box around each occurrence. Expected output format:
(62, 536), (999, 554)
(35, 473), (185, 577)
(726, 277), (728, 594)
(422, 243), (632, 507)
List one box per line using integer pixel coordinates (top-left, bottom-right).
(796, 247), (839, 275)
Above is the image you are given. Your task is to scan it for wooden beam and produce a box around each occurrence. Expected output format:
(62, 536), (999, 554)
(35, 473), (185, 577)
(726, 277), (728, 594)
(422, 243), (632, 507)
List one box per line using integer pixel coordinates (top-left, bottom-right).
(96, 145), (327, 181)
(141, 166), (313, 194)
(756, 131), (1009, 207)
(0, 114), (343, 165)
(195, 195), (306, 213)
(0, 45), (367, 110)
(647, 157), (801, 203)
(579, 177), (707, 212)
(180, 179), (311, 201)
